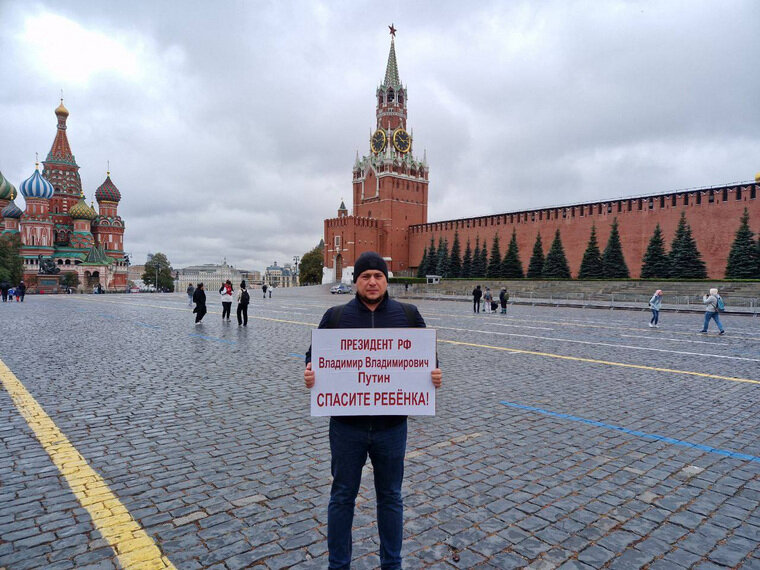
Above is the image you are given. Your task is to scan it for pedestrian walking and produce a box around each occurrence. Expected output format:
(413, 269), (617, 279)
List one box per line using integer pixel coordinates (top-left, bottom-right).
(220, 280), (233, 321)
(262, 283), (268, 298)
(304, 251), (442, 570)
(483, 287), (493, 314)
(0, 280), (9, 302)
(16, 281), (25, 302)
(472, 284), (482, 313)
(186, 283), (195, 306)
(268, 287), (272, 298)
(648, 289), (662, 328)
(236, 280), (250, 326)
(499, 287), (508, 314)
(192, 283), (207, 324)
(700, 287), (725, 335)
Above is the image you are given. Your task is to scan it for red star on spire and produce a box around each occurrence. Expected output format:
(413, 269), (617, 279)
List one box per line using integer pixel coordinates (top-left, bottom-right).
(389, 24), (397, 37)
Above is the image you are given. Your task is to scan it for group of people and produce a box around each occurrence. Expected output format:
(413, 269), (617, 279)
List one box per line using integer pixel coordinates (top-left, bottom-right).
(0, 280), (25, 302)
(187, 280), (251, 326)
(471, 285), (509, 314)
(648, 288), (726, 334)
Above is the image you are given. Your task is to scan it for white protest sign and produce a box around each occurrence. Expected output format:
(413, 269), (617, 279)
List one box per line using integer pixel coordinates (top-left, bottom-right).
(310, 328), (436, 416)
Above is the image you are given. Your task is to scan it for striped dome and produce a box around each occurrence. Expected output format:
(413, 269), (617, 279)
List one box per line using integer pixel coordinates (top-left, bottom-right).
(1, 199), (22, 219)
(70, 197), (97, 220)
(0, 171), (17, 200)
(95, 174), (121, 203)
(20, 168), (54, 199)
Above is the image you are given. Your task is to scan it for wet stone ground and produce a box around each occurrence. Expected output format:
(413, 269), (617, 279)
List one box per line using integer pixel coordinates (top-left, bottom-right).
(1, 288), (759, 569)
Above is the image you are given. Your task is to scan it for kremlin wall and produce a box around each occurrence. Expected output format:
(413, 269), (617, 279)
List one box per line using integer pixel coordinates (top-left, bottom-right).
(323, 31), (759, 282)
(408, 180), (759, 280)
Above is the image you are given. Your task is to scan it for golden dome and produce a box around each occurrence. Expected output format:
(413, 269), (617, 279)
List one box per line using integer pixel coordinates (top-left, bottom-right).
(70, 197), (96, 220)
(755, 172), (760, 183)
(55, 99), (69, 117)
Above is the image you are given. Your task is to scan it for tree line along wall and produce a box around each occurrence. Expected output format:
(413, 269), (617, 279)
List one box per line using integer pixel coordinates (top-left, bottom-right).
(408, 182), (759, 279)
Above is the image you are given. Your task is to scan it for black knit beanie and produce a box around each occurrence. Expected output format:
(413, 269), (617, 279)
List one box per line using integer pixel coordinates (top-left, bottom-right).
(353, 251), (388, 283)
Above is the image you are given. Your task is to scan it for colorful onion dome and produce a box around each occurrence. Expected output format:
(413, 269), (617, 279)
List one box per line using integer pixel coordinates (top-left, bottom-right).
(756, 172), (760, 183)
(95, 173), (121, 203)
(0, 171), (17, 200)
(69, 197), (97, 220)
(20, 166), (54, 199)
(1, 199), (22, 219)
(55, 99), (69, 117)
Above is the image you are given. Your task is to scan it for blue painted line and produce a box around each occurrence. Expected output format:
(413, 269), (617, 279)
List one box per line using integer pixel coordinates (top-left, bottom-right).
(289, 353), (305, 359)
(500, 401), (760, 464)
(188, 333), (237, 345)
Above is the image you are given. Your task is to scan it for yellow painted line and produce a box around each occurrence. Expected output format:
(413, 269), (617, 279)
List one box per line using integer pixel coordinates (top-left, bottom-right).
(0, 359), (175, 569)
(437, 339), (760, 385)
(71, 296), (759, 385)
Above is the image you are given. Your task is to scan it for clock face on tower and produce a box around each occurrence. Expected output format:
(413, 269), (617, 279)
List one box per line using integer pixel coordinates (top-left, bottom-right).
(371, 129), (386, 154)
(392, 128), (411, 153)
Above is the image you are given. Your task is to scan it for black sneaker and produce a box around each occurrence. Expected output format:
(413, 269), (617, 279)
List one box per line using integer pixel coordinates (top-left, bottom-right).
(719, 330), (725, 335)
(699, 330), (707, 333)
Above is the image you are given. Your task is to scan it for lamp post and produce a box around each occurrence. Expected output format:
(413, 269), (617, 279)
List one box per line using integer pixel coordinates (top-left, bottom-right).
(293, 256), (300, 287)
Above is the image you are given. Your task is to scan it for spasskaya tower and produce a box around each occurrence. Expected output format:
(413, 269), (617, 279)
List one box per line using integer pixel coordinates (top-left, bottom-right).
(323, 25), (429, 283)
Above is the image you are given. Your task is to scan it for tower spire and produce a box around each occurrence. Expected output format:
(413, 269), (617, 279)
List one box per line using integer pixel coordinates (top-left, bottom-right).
(383, 25), (401, 87)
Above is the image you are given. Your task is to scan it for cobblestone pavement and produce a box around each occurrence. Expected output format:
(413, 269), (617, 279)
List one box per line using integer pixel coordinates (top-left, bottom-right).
(1, 288), (759, 569)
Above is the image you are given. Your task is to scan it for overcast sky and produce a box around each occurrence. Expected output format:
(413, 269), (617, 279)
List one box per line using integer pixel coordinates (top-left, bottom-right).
(1, 1), (758, 271)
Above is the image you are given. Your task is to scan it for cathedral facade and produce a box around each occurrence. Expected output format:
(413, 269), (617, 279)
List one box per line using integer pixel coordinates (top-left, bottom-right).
(323, 31), (759, 282)
(0, 101), (128, 291)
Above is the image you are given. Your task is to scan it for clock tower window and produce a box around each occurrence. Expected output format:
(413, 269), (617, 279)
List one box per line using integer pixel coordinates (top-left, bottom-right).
(387, 88), (394, 102)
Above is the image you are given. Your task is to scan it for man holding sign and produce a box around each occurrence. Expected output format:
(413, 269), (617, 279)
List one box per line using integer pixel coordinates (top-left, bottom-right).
(305, 251), (442, 570)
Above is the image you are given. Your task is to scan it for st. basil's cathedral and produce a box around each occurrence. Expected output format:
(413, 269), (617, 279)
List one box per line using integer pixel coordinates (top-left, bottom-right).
(0, 100), (128, 292)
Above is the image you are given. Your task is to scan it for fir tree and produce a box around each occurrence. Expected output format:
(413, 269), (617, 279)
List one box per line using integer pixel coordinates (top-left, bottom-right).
(527, 233), (545, 278)
(416, 247), (427, 278)
(461, 239), (473, 278)
(725, 208), (759, 278)
(472, 237), (483, 277)
(449, 231), (462, 278)
(501, 229), (524, 278)
(486, 235), (502, 278)
(435, 237), (449, 276)
(478, 241), (488, 278)
(601, 218), (629, 278)
(578, 224), (603, 279)
(543, 229), (571, 278)
(425, 236), (437, 276)
(640, 224), (670, 278)
(669, 212), (707, 278)
(0, 234), (23, 285)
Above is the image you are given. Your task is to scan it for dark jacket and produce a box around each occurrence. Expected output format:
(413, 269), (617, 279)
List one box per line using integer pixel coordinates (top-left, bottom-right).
(499, 290), (507, 304)
(306, 293), (427, 429)
(192, 288), (206, 310)
(472, 286), (482, 300)
(0, 281), (9, 293)
(17, 283), (26, 294)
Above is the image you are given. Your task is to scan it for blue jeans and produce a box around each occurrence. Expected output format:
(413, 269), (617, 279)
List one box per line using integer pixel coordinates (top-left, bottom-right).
(650, 309), (659, 325)
(328, 418), (407, 569)
(702, 311), (724, 332)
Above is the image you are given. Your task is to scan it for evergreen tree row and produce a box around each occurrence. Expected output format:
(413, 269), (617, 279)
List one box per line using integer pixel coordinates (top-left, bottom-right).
(416, 210), (760, 280)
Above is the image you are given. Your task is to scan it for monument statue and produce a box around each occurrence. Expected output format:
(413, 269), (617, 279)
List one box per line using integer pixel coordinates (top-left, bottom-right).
(38, 254), (61, 275)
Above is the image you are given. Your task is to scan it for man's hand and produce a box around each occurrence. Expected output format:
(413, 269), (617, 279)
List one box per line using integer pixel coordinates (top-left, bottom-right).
(431, 368), (442, 389)
(304, 362), (315, 389)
